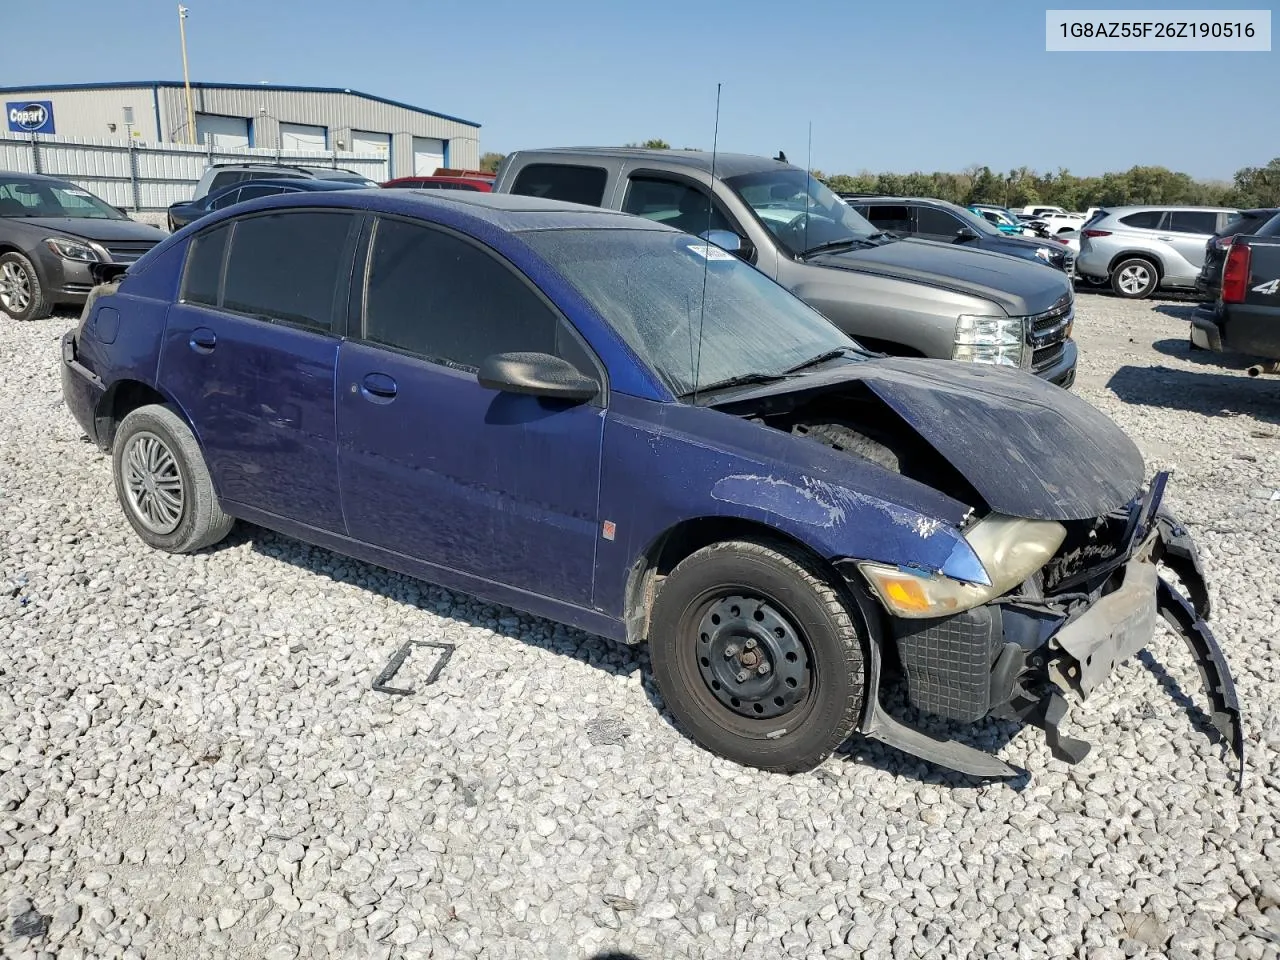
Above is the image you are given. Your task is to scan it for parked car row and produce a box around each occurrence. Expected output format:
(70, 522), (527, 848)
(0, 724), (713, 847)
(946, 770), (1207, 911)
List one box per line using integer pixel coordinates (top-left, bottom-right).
(58, 181), (1242, 782)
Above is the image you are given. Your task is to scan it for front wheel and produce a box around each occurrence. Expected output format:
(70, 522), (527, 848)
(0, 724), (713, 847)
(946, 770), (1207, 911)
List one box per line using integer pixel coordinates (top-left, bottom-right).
(112, 404), (235, 553)
(648, 539), (866, 773)
(1111, 257), (1159, 299)
(0, 252), (49, 321)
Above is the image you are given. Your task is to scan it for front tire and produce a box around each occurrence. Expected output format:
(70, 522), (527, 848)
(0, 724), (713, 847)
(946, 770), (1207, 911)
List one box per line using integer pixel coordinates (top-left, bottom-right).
(648, 539), (865, 773)
(112, 404), (234, 553)
(1111, 257), (1159, 299)
(0, 252), (49, 321)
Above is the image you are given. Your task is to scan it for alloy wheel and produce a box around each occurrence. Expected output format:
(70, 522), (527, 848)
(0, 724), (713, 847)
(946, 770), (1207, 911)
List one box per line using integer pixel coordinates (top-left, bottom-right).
(122, 431), (185, 535)
(0, 261), (31, 314)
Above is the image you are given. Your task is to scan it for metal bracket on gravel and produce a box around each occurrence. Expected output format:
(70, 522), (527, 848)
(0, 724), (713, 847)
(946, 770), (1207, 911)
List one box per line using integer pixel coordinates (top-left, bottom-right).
(372, 640), (455, 696)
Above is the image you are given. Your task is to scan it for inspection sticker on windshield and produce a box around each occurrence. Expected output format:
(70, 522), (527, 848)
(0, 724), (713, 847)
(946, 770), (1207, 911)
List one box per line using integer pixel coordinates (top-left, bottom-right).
(686, 242), (735, 261)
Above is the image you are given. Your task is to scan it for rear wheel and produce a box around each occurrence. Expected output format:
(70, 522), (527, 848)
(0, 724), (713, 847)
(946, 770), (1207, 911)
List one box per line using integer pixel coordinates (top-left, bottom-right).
(112, 404), (234, 553)
(1111, 257), (1159, 299)
(648, 539), (865, 773)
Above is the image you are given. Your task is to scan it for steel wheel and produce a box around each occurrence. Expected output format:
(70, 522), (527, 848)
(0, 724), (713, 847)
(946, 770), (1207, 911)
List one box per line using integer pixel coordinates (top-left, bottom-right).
(695, 594), (812, 721)
(0, 260), (31, 315)
(122, 430), (185, 535)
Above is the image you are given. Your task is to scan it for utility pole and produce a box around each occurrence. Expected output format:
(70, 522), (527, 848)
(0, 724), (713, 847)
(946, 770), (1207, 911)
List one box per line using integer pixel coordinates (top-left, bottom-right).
(178, 5), (196, 144)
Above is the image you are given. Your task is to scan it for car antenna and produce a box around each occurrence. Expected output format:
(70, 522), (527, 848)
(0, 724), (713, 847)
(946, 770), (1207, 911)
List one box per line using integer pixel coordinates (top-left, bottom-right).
(803, 120), (812, 258)
(692, 82), (722, 406)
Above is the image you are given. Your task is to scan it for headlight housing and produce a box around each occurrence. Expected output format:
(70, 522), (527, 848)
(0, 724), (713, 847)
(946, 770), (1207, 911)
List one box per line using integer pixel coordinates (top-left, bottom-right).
(44, 237), (101, 262)
(858, 513), (1067, 618)
(953, 314), (1025, 368)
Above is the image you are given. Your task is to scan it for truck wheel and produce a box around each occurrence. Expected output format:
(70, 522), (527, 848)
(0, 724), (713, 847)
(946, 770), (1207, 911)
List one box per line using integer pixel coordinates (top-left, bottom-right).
(648, 539), (865, 773)
(1111, 258), (1159, 299)
(112, 404), (234, 553)
(0, 252), (49, 321)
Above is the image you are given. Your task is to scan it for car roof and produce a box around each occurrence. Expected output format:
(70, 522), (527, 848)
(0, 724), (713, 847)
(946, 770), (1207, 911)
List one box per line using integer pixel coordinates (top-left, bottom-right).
(1099, 204), (1237, 214)
(846, 195), (963, 210)
(511, 147), (794, 179)
(0, 169), (76, 184)
(218, 187), (676, 234)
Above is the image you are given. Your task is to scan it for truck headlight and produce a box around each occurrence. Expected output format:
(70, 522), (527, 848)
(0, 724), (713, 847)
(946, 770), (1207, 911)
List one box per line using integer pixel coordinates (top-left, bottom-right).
(44, 237), (102, 262)
(858, 514), (1066, 618)
(953, 315), (1025, 367)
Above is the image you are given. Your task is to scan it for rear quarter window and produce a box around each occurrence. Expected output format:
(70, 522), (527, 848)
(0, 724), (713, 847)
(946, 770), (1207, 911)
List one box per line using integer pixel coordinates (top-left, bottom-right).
(510, 163), (608, 207)
(180, 224), (230, 307)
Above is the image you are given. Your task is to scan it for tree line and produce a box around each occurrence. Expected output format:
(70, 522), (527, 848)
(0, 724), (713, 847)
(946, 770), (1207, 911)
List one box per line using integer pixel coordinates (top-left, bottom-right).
(477, 147), (1280, 210)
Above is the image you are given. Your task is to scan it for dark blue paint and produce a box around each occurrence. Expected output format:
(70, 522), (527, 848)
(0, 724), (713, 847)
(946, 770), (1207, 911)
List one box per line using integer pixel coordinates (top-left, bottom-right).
(158, 304), (344, 530)
(61, 189), (986, 644)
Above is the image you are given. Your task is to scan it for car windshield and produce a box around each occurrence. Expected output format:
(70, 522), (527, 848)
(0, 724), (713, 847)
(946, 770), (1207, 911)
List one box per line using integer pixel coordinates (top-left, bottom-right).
(723, 168), (882, 256)
(0, 177), (125, 219)
(522, 227), (864, 398)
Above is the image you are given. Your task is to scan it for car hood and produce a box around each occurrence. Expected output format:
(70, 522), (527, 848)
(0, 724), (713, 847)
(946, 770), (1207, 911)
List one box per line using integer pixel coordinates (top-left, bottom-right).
(11, 217), (165, 242)
(810, 238), (1071, 316)
(720, 357), (1146, 522)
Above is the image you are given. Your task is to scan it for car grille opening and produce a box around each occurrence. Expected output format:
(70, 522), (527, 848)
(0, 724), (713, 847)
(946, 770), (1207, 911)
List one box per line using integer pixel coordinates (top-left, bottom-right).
(103, 242), (158, 264)
(1028, 297), (1074, 353)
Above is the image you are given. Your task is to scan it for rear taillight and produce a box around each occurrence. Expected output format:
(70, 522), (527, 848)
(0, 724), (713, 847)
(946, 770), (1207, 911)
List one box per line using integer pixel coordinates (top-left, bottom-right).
(1222, 243), (1252, 303)
(1214, 235), (1235, 250)
(1082, 229), (1111, 238)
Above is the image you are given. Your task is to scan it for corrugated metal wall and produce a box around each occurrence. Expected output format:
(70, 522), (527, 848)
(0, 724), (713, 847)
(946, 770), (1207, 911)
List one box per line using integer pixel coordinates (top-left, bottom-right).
(154, 86), (479, 176)
(0, 132), (390, 210)
(2, 86), (162, 139)
(3, 85), (481, 178)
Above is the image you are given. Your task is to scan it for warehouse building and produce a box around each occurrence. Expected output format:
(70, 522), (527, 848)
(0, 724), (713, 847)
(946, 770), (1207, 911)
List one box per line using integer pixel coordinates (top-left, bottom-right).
(1, 81), (481, 178)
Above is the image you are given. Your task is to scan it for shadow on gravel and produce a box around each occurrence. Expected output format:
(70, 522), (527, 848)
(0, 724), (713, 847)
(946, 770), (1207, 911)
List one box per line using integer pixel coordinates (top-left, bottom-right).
(1136, 649), (1223, 746)
(231, 525), (645, 684)
(1153, 303), (1208, 322)
(1150, 337), (1259, 369)
(1106, 364), (1280, 426)
(228, 527), (1034, 790)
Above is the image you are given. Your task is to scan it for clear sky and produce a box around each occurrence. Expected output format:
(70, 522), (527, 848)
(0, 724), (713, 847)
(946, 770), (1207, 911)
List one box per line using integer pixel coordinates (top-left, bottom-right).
(6, 0), (1276, 180)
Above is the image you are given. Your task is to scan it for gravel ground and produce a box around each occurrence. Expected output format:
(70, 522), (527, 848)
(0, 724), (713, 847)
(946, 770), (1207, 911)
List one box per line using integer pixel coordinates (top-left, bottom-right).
(1, 292), (1278, 960)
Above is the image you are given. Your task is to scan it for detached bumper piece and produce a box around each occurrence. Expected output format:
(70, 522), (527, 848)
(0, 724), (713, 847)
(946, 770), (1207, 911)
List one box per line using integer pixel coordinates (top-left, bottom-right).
(858, 478), (1244, 789)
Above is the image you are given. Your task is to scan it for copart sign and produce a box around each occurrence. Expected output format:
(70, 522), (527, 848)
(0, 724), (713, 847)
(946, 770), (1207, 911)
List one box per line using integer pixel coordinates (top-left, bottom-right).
(6, 101), (56, 134)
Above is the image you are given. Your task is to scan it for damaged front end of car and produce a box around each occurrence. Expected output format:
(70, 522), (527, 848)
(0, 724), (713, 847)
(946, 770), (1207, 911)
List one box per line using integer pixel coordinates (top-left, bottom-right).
(834, 471), (1243, 789)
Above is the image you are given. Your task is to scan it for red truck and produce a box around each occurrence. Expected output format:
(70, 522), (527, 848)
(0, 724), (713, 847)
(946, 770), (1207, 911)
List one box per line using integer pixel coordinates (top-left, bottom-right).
(382, 167), (494, 192)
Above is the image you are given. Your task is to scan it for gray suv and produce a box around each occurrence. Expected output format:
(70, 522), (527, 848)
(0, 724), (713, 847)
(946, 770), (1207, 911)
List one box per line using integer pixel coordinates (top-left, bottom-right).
(494, 148), (1077, 386)
(1075, 205), (1237, 299)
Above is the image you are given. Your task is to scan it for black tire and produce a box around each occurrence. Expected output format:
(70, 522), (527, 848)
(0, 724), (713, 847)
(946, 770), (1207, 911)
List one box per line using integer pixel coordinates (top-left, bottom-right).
(0, 251), (50, 321)
(112, 404), (234, 553)
(648, 539), (866, 773)
(1110, 257), (1159, 299)
(793, 421), (900, 472)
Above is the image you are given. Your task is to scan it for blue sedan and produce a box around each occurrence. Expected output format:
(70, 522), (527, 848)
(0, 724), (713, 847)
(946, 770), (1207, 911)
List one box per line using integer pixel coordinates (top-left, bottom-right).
(59, 189), (1241, 782)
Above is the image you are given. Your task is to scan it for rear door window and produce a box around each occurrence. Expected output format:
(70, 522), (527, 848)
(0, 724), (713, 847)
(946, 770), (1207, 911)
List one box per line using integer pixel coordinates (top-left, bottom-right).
(180, 223), (230, 307)
(219, 211), (358, 333)
(1168, 210), (1220, 235)
(509, 163), (608, 207)
(1118, 210), (1165, 229)
(862, 204), (913, 232)
(915, 206), (964, 239)
(208, 171), (246, 193)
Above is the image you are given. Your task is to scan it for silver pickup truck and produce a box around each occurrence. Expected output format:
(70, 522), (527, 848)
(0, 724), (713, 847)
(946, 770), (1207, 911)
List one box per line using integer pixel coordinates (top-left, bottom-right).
(492, 148), (1078, 387)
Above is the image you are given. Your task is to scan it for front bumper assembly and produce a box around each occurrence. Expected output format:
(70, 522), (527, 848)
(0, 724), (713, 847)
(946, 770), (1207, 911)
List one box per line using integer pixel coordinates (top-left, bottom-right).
(851, 474), (1244, 789)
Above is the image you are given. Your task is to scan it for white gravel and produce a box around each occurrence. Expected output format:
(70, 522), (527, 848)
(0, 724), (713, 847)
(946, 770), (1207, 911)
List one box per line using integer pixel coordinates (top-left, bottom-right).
(1, 292), (1278, 960)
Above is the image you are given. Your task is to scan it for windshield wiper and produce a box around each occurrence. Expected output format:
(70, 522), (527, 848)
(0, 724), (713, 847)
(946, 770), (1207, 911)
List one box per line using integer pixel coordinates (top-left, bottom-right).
(781, 348), (856, 375)
(799, 233), (896, 258)
(680, 371), (789, 399)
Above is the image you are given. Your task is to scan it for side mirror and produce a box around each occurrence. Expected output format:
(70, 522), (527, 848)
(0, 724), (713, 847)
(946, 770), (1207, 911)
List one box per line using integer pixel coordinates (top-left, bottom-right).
(955, 226), (979, 242)
(478, 351), (598, 402)
(700, 229), (755, 262)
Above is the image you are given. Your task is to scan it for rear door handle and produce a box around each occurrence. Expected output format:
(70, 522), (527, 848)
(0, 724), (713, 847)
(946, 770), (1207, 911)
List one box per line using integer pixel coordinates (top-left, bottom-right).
(1157, 236), (1175, 241)
(189, 328), (217, 353)
(358, 372), (398, 403)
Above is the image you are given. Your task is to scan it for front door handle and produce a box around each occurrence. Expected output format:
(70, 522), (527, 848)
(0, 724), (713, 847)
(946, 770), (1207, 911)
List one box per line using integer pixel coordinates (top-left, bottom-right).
(1156, 236), (1175, 241)
(189, 328), (217, 353)
(358, 372), (398, 403)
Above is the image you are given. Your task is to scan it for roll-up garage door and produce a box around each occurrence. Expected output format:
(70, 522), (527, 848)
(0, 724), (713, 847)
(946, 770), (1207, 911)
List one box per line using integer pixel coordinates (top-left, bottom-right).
(194, 113), (249, 149)
(280, 122), (327, 151)
(350, 130), (391, 180)
(412, 137), (445, 175)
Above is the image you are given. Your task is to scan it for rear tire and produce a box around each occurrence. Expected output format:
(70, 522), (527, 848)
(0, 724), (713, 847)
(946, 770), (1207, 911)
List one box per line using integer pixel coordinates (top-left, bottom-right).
(648, 539), (865, 773)
(112, 404), (234, 553)
(1111, 257), (1159, 299)
(0, 252), (49, 321)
